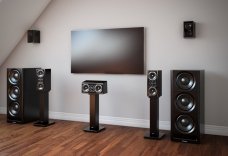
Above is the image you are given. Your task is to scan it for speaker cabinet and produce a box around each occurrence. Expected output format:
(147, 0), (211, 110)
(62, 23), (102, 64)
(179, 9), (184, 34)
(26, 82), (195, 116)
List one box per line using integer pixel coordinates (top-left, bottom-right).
(34, 69), (54, 127)
(82, 80), (107, 133)
(27, 30), (40, 43)
(7, 68), (40, 123)
(145, 70), (165, 139)
(171, 70), (204, 143)
(82, 80), (107, 94)
(183, 21), (195, 38)
(147, 70), (162, 98)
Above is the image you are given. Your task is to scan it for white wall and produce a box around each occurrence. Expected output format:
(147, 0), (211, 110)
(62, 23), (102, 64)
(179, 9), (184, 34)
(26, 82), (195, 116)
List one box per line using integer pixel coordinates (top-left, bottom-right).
(1, 0), (228, 133)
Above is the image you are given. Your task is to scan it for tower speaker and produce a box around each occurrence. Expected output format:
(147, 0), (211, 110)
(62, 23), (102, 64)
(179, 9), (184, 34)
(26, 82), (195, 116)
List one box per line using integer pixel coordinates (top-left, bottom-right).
(147, 70), (162, 98)
(171, 70), (204, 143)
(27, 30), (40, 43)
(145, 70), (165, 140)
(7, 68), (40, 123)
(34, 69), (54, 127)
(183, 21), (195, 38)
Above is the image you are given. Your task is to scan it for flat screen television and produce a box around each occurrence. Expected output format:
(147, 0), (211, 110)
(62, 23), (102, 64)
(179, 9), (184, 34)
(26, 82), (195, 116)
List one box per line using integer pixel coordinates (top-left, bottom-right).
(71, 27), (144, 74)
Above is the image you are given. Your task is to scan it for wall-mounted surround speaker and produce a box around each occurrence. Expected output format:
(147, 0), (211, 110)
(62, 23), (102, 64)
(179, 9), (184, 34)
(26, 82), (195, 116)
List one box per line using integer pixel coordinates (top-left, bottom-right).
(171, 70), (204, 143)
(82, 80), (107, 94)
(183, 21), (195, 38)
(27, 30), (40, 43)
(7, 68), (40, 123)
(147, 70), (162, 98)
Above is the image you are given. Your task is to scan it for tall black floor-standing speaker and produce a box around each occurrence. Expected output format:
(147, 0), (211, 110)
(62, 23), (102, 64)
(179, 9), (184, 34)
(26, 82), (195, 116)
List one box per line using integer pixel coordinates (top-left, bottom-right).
(34, 69), (55, 127)
(171, 70), (204, 143)
(7, 68), (40, 123)
(144, 70), (165, 139)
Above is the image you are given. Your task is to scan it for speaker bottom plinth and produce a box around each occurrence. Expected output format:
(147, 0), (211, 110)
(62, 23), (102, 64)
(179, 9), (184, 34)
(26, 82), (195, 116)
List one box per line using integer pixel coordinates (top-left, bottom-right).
(83, 125), (105, 133)
(33, 120), (55, 127)
(171, 136), (200, 144)
(144, 131), (165, 140)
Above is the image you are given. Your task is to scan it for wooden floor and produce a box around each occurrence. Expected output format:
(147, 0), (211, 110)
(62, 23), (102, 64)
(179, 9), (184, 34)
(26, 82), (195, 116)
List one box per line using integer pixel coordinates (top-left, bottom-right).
(0, 115), (227, 156)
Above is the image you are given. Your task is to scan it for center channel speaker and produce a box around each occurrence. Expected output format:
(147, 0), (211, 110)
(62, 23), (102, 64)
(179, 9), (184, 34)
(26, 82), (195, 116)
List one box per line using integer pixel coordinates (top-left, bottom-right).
(147, 70), (162, 98)
(82, 80), (107, 94)
(171, 70), (204, 143)
(7, 68), (40, 123)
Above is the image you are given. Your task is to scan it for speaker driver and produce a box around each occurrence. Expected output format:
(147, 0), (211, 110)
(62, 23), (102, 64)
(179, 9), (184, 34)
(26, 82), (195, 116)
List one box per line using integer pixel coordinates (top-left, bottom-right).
(176, 94), (195, 112)
(37, 82), (44, 91)
(148, 87), (157, 96)
(8, 102), (20, 116)
(36, 69), (45, 78)
(95, 84), (102, 93)
(148, 71), (157, 81)
(82, 84), (89, 93)
(176, 72), (194, 90)
(8, 86), (20, 100)
(8, 69), (20, 85)
(176, 115), (195, 134)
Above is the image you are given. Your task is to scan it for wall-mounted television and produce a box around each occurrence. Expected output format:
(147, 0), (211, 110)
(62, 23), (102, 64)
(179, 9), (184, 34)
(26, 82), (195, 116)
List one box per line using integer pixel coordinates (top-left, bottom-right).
(71, 27), (144, 74)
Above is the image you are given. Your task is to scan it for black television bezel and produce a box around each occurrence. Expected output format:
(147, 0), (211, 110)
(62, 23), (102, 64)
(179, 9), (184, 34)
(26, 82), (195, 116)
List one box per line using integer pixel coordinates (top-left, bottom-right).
(71, 27), (145, 75)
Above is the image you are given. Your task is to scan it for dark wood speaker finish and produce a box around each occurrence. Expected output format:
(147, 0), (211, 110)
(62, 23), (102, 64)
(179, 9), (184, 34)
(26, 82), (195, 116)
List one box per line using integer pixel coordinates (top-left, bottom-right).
(147, 70), (162, 98)
(27, 30), (40, 43)
(7, 68), (40, 123)
(145, 70), (165, 140)
(34, 69), (54, 127)
(171, 70), (204, 143)
(84, 94), (105, 132)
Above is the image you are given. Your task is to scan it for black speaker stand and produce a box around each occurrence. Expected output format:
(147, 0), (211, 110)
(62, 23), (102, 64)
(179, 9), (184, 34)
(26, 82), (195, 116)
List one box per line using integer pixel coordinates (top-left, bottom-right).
(144, 98), (165, 140)
(34, 93), (55, 127)
(84, 94), (105, 133)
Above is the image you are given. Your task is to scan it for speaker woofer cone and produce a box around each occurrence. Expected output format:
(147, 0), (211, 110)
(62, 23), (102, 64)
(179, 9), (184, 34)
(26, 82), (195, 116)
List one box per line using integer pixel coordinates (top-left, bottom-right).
(176, 94), (195, 112)
(148, 87), (157, 96)
(8, 86), (20, 100)
(176, 72), (194, 90)
(95, 84), (102, 93)
(148, 71), (157, 81)
(36, 69), (45, 78)
(9, 102), (20, 116)
(176, 115), (195, 134)
(8, 69), (20, 85)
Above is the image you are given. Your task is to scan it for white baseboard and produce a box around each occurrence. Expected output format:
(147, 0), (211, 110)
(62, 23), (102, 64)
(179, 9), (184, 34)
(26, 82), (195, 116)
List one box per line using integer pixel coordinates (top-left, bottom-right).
(0, 107), (227, 136)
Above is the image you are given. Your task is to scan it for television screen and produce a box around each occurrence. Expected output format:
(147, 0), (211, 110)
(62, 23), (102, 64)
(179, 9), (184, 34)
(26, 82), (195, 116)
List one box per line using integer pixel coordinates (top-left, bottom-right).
(71, 27), (144, 74)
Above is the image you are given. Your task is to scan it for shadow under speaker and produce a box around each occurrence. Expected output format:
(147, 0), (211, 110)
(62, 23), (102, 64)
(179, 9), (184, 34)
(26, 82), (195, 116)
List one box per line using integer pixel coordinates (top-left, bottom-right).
(7, 68), (40, 123)
(171, 70), (204, 143)
(147, 70), (162, 98)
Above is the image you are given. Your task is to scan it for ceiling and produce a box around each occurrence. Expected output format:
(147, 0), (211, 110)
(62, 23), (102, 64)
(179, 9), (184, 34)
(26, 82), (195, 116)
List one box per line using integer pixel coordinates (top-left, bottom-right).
(0, 0), (51, 67)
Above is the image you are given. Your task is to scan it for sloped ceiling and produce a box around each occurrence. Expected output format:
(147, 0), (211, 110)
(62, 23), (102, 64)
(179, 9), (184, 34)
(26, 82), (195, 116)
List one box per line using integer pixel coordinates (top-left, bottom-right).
(0, 0), (51, 67)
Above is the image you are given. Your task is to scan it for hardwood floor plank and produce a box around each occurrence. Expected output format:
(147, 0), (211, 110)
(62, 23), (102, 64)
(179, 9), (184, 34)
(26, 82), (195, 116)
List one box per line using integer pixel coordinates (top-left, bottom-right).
(0, 114), (228, 156)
